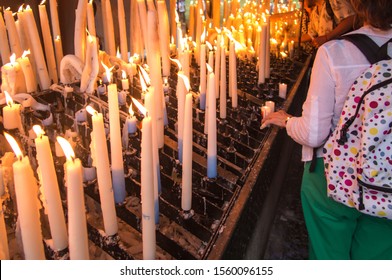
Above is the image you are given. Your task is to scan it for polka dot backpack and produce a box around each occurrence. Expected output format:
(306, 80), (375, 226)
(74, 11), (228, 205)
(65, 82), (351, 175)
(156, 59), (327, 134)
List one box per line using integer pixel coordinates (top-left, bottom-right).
(323, 34), (392, 219)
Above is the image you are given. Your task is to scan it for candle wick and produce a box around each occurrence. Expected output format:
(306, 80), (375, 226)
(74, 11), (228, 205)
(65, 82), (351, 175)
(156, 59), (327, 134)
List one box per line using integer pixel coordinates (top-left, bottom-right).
(71, 156), (75, 163)
(18, 155), (23, 161)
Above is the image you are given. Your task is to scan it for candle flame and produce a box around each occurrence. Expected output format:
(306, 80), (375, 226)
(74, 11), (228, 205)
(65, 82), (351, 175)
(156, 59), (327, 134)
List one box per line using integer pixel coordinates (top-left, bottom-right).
(55, 35), (61, 41)
(56, 136), (75, 161)
(280, 51), (288, 58)
(86, 105), (98, 116)
(199, 8), (203, 16)
(22, 49), (30, 58)
(131, 97), (147, 116)
(206, 63), (213, 74)
(215, 27), (221, 34)
(40, 0), (46, 5)
(10, 53), (16, 64)
(169, 58), (182, 71)
(5, 7), (10, 11)
(4, 91), (14, 107)
(4, 132), (23, 159)
(18, 5), (24, 13)
(122, 70), (127, 80)
(25, 5), (31, 11)
(178, 73), (190, 92)
(101, 62), (114, 83)
(89, 0), (93, 4)
(206, 41), (213, 51)
(33, 125), (45, 138)
(201, 29), (206, 44)
(129, 105), (134, 117)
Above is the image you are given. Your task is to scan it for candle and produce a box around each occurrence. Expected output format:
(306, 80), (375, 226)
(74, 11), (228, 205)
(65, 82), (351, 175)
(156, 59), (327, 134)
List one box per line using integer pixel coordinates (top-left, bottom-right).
(177, 69), (186, 163)
(17, 50), (37, 93)
(126, 106), (137, 134)
(33, 125), (68, 252)
(207, 65), (217, 179)
(289, 40), (294, 58)
(121, 70), (129, 90)
(1, 53), (27, 95)
(188, 2), (195, 39)
(220, 40), (227, 119)
(265, 14), (271, 79)
(39, 1), (58, 83)
(212, 0), (221, 28)
(229, 40), (238, 108)
(80, 34), (99, 94)
(137, 0), (149, 57)
(74, 0), (87, 63)
(118, 0), (128, 61)
(57, 136), (89, 260)
(265, 100), (275, 113)
(199, 31), (207, 110)
(2, 91), (23, 132)
(23, 5), (51, 90)
(182, 92), (193, 211)
(53, 36), (63, 74)
(157, 0), (170, 78)
(3, 8), (23, 58)
(87, 106), (118, 236)
(214, 34), (221, 98)
(86, 0), (96, 37)
(139, 102), (156, 260)
(258, 24), (267, 84)
(102, 63), (127, 204)
(279, 82), (287, 99)
(0, 11), (11, 64)
(261, 105), (271, 120)
(4, 132), (45, 260)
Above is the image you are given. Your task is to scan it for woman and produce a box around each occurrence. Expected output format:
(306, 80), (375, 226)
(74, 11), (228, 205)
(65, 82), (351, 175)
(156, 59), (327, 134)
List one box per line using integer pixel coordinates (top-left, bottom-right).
(262, 0), (392, 259)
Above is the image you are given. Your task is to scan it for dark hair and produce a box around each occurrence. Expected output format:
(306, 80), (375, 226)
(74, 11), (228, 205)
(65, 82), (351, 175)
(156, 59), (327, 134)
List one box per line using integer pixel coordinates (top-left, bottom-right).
(350, 0), (392, 30)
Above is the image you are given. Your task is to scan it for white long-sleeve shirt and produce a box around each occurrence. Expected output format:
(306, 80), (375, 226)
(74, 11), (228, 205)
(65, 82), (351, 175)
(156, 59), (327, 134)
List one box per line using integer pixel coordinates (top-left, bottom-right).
(286, 25), (392, 162)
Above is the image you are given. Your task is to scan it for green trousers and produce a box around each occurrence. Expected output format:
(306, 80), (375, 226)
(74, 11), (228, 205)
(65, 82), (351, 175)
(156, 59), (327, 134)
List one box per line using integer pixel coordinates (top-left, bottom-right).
(301, 158), (392, 260)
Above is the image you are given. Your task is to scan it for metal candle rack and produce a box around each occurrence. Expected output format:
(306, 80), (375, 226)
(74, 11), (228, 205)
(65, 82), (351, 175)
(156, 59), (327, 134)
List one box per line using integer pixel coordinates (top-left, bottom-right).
(1, 52), (310, 260)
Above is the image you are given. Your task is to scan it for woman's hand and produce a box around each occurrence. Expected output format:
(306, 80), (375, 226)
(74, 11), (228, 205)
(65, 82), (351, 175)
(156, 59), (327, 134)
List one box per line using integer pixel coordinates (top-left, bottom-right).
(260, 110), (292, 129)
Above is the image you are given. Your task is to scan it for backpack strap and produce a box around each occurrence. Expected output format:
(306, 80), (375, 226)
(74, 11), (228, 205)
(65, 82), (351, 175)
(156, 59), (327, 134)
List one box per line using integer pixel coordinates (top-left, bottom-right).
(339, 34), (392, 64)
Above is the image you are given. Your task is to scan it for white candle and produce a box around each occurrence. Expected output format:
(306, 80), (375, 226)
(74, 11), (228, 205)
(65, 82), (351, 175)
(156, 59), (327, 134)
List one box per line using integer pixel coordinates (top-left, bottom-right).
(219, 41), (227, 119)
(3, 8), (23, 58)
(2, 91), (22, 132)
(74, 0), (87, 63)
(229, 40), (238, 108)
(17, 50), (37, 93)
(212, 0), (220, 28)
(157, 0), (170, 78)
(118, 0), (128, 61)
(199, 40), (207, 110)
(261, 105), (271, 119)
(182, 92), (193, 211)
(0, 11), (11, 64)
(258, 24), (267, 84)
(57, 136), (89, 260)
(4, 133), (45, 260)
(265, 14), (271, 79)
(137, 0), (148, 57)
(214, 34), (221, 98)
(177, 70), (186, 163)
(86, 0), (96, 37)
(279, 83), (287, 99)
(39, 1), (58, 83)
(1, 53), (27, 95)
(104, 65), (126, 204)
(33, 126), (68, 252)
(126, 106), (137, 134)
(87, 106), (118, 236)
(207, 67), (217, 179)
(23, 5), (51, 90)
(54, 36), (63, 74)
(80, 35), (99, 94)
(140, 106), (156, 260)
(121, 70), (129, 90)
(265, 101), (275, 113)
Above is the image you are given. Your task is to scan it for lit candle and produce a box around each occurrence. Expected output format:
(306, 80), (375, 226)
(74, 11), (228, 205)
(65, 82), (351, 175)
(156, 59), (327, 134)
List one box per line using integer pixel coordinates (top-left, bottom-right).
(265, 13), (271, 79)
(214, 33), (221, 98)
(137, 0), (148, 57)
(135, 95), (156, 260)
(206, 64), (217, 179)
(80, 34), (99, 94)
(33, 125), (68, 252)
(278, 83), (287, 99)
(17, 50), (37, 93)
(87, 106), (118, 236)
(4, 132), (45, 260)
(86, 0), (96, 36)
(182, 91), (193, 211)
(23, 5), (51, 90)
(121, 70), (129, 90)
(126, 105), (137, 134)
(176, 64), (186, 163)
(1, 53), (27, 95)
(54, 36), (63, 74)
(265, 100), (275, 113)
(2, 91), (23, 132)
(258, 23), (267, 84)
(3, 8), (23, 58)
(102, 63), (127, 204)
(118, 0), (128, 61)
(212, 0), (220, 28)
(57, 136), (89, 260)
(0, 11), (11, 64)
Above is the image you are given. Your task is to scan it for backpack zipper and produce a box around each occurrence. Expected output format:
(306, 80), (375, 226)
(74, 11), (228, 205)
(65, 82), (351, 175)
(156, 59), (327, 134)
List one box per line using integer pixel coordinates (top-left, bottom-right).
(357, 178), (392, 211)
